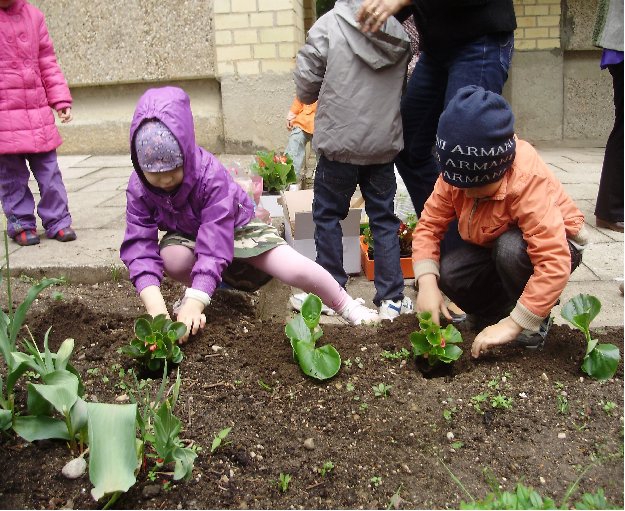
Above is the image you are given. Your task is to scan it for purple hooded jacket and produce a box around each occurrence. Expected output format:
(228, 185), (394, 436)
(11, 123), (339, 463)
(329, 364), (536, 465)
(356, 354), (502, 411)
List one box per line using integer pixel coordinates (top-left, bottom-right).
(120, 87), (255, 297)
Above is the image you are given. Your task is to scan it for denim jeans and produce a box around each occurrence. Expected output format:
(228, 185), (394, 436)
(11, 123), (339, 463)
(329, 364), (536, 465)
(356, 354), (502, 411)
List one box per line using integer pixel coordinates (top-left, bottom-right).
(313, 155), (404, 306)
(285, 127), (314, 179)
(438, 229), (583, 319)
(395, 32), (514, 253)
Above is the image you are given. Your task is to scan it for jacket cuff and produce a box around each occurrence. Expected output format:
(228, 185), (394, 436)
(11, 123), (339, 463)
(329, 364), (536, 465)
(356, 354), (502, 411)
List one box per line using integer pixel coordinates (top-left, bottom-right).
(413, 259), (440, 281)
(135, 274), (161, 294)
(510, 301), (544, 331)
(53, 101), (72, 111)
(191, 274), (218, 297)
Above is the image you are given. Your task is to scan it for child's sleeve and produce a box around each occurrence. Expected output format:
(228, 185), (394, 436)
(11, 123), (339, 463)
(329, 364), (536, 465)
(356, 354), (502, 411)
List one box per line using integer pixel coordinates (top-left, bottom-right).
(289, 98), (304, 115)
(37, 13), (72, 110)
(294, 18), (329, 104)
(120, 179), (164, 294)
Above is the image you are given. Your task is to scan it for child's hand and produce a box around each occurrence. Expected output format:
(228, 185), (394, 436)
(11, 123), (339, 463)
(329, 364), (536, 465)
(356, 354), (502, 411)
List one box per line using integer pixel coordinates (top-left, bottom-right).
(286, 111), (296, 130)
(471, 317), (523, 358)
(176, 297), (207, 343)
(57, 107), (73, 123)
(139, 285), (169, 318)
(415, 274), (451, 324)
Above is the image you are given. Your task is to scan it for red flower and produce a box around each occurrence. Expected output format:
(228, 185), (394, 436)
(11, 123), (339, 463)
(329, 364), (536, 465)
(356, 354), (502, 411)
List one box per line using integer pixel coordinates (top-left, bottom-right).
(440, 336), (446, 348)
(149, 344), (157, 352)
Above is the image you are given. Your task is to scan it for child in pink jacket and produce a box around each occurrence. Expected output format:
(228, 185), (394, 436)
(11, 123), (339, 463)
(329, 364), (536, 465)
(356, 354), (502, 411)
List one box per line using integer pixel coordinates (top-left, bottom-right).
(0, 0), (76, 246)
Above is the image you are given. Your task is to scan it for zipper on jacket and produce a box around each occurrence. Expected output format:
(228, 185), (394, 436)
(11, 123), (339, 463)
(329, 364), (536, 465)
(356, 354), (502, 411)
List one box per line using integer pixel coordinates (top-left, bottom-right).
(467, 199), (480, 241)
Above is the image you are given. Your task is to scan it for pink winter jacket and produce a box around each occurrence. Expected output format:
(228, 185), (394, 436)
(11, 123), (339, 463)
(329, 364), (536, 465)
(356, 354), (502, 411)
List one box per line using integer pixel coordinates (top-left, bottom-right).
(0, 0), (71, 154)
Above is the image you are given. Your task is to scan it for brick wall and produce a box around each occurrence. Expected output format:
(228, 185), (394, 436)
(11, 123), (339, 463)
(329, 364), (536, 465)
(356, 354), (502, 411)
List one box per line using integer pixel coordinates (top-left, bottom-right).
(214, 0), (305, 76)
(513, 0), (562, 50)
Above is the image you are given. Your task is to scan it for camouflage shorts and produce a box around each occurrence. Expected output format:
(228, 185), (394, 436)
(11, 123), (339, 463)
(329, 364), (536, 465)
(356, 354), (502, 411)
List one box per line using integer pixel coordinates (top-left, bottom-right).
(159, 219), (286, 292)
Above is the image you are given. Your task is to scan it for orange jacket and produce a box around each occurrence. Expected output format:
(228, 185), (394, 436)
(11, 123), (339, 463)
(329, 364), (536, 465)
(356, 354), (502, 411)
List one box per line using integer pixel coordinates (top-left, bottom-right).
(412, 139), (587, 331)
(289, 98), (316, 134)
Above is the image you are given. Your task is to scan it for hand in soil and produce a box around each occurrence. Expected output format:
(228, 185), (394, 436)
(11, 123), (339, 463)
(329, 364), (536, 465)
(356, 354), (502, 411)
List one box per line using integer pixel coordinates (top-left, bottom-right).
(472, 316), (523, 358)
(416, 274), (452, 323)
(176, 298), (207, 343)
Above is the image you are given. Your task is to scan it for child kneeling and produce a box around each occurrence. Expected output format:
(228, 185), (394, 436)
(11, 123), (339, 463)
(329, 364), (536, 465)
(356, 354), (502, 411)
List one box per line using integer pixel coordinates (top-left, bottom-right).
(412, 86), (588, 358)
(121, 87), (379, 342)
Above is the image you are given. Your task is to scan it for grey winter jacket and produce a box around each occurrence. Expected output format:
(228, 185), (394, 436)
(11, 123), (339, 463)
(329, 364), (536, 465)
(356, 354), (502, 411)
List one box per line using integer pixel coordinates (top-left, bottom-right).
(593, 0), (624, 51)
(293, 0), (410, 165)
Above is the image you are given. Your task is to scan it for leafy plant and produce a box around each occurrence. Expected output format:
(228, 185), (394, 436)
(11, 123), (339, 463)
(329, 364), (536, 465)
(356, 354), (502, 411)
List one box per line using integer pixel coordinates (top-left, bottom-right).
(211, 427), (232, 453)
(362, 214), (417, 259)
(601, 400), (616, 415)
(471, 393), (490, 414)
(574, 488), (619, 509)
(372, 383), (392, 398)
(319, 460), (334, 477)
(557, 394), (570, 415)
(121, 314), (186, 371)
(285, 293), (341, 380)
(381, 348), (411, 361)
(278, 473), (292, 492)
(490, 394), (513, 410)
(561, 294), (620, 380)
(250, 150), (297, 192)
(410, 312), (463, 366)
(443, 407), (457, 421)
(370, 475), (382, 487)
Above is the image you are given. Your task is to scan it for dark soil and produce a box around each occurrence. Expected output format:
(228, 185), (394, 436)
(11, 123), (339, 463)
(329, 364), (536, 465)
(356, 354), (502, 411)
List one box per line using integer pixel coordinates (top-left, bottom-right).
(0, 279), (623, 510)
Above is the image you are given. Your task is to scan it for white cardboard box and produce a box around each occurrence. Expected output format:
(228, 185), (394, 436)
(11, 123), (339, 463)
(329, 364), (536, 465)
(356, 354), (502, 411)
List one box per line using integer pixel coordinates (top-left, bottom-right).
(282, 189), (361, 275)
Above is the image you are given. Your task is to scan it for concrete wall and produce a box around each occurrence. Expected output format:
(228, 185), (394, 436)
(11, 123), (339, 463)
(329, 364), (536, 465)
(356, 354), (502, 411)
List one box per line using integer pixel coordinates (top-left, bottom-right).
(27, 0), (613, 154)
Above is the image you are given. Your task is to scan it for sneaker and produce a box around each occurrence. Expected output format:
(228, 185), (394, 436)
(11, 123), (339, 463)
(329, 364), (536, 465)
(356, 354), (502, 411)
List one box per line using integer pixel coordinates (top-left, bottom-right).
(54, 227), (77, 242)
(515, 315), (553, 350)
(379, 296), (414, 321)
(289, 292), (336, 316)
(339, 298), (380, 326)
(13, 229), (40, 246)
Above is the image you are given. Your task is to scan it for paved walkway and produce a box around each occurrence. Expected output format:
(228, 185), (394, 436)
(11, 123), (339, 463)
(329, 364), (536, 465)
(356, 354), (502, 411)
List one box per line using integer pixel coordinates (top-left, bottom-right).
(5, 146), (623, 328)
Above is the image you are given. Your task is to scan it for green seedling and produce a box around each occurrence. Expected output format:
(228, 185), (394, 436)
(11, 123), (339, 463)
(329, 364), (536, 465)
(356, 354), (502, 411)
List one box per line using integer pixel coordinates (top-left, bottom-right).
(343, 358), (352, 368)
(471, 392), (490, 414)
(372, 383), (392, 398)
(121, 314), (186, 371)
(210, 427), (232, 453)
(346, 382), (355, 392)
(277, 473), (291, 493)
(491, 394), (513, 410)
(110, 265), (123, 283)
(451, 441), (464, 450)
(380, 348), (410, 361)
(51, 291), (64, 301)
(561, 294), (620, 380)
(359, 403), (369, 412)
(319, 460), (335, 477)
(354, 356), (364, 369)
(443, 407), (457, 422)
(285, 294), (341, 380)
(557, 394), (570, 415)
(601, 400), (616, 415)
(370, 476), (382, 487)
(410, 312), (463, 366)
(258, 379), (273, 392)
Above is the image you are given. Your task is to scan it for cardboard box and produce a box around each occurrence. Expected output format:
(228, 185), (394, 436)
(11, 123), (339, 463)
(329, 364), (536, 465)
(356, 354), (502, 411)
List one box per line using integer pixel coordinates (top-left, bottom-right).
(282, 189), (361, 275)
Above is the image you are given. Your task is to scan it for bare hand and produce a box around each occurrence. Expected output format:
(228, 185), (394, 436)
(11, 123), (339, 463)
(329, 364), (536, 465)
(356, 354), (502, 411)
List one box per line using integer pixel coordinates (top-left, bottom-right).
(357, 0), (409, 33)
(176, 297), (207, 344)
(471, 316), (523, 358)
(286, 111), (296, 130)
(57, 107), (73, 123)
(415, 274), (451, 325)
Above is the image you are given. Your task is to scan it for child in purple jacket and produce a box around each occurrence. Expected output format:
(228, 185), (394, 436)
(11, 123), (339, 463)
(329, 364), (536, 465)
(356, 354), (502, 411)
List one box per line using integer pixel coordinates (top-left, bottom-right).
(0, 0), (76, 246)
(121, 87), (379, 342)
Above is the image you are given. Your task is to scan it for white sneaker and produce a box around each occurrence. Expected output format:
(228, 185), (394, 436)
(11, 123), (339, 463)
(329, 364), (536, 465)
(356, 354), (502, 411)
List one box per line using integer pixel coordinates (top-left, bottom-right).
(289, 292), (336, 316)
(379, 296), (414, 321)
(339, 298), (380, 326)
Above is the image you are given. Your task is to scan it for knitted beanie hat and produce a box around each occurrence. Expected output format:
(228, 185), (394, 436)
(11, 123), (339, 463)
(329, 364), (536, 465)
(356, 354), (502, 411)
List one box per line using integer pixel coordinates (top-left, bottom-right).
(135, 120), (184, 173)
(436, 85), (516, 188)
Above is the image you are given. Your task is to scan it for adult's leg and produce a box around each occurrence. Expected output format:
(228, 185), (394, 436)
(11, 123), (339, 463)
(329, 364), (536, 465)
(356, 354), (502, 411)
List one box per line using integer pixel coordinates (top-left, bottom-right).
(359, 163), (404, 306)
(28, 150), (72, 238)
(0, 154), (37, 237)
(312, 156), (359, 288)
(285, 127), (308, 180)
(595, 61), (624, 223)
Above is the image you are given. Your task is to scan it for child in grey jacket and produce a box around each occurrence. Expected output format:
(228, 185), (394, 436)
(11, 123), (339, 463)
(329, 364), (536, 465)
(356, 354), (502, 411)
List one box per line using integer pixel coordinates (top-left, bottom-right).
(293, 0), (412, 320)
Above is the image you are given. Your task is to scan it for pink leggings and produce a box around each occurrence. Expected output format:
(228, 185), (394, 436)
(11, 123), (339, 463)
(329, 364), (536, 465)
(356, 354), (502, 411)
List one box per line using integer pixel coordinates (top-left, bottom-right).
(161, 244), (350, 312)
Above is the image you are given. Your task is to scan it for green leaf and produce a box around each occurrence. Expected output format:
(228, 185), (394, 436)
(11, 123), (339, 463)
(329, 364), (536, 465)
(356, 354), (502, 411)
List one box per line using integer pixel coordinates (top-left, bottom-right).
(442, 324), (463, 344)
(28, 372), (79, 416)
(0, 408), (11, 431)
(441, 344), (463, 362)
(410, 332), (429, 356)
(87, 402), (138, 502)
(301, 294), (322, 330)
(13, 415), (70, 441)
(169, 322), (187, 340)
(70, 397), (89, 436)
(285, 315), (312, 349)
(134, 317), (152, 340)
(54, 338), (75, 371)
(172, 446), (197, 481)
(582, 343), (620, 380)
(293, 342), (341, 380)
(561, 294), (601, 336)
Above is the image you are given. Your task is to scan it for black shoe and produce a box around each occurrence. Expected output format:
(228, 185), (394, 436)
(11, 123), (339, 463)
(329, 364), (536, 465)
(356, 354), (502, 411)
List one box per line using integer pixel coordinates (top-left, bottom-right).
(596, 217), (624, 233)
(515, 315), (553, 350)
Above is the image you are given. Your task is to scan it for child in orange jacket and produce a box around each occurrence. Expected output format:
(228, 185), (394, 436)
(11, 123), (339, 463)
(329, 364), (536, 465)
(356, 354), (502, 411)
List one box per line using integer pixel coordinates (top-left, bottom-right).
(285, 98), (317, 185)
(412, 86), (588, 359)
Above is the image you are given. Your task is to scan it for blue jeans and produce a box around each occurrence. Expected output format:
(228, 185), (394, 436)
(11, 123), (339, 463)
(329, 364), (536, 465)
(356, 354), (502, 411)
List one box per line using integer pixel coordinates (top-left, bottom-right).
(313, 155), (404, 306)
(285, 127), (314, 179)
(395, 32), (514, 253)
(438, 229), (583, 320)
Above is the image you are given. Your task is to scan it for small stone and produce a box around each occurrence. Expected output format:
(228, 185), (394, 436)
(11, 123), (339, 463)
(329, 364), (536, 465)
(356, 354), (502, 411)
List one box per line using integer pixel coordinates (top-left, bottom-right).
(249, 451), (256, 458)
(446, 432), (455, 441)
(540, 373), (549, 381)
(142, 484), (161, 499)
(353, 414), (360, 420)
(242, 327), (248, 333)
(62, 457), (87, 479)
(220, 475), (229, 484)
(177, 504), (183, 510)
(303, 438), (315, 450)
(558, 432), (566, 439)
(519, 392), (528, 399)
(115, 394), (129, 402)
(401, 463), (412, 474)
(579, 377), (584, 383)
(62, 498), (74, 510)
(501, 376), (507, 383)
(539, 477), (546, 484)
(360, 346), (367, 351)
(212, 345), (223, 352)
(238, 501), (249, 510)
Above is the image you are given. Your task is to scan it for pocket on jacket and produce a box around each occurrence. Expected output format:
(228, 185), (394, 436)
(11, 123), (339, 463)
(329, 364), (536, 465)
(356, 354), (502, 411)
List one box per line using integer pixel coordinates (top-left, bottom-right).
(481, 223), (508, 239)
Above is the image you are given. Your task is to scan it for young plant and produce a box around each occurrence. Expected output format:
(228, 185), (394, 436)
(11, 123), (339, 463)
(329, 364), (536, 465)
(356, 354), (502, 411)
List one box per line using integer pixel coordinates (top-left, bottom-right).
(372, 382), (392, 398)
(490, 394), (513, 410)
(319, 460), (335, 477)
(370, 476), (382, 488)
(410, 312), (463, 366)
(601, 400), (616, 415)
(557, 394), (570, 415)
(250, 150), (297, 192)
(121, 314), (186, 371)
(380, 347), (411, 361)
(211, 427), (232, 453)
(285, 293), (341, 380)
(277, 473), (292, 493)
(561, 294), (620, 380)
(471, 393), (490, 414)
